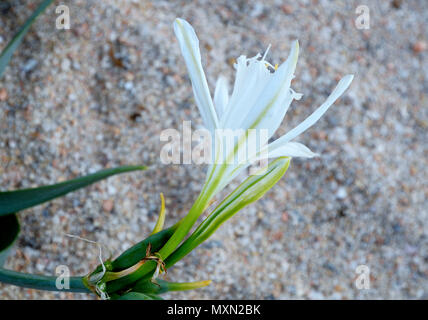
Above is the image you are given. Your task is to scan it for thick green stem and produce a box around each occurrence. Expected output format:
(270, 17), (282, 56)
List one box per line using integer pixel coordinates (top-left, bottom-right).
(0, 267), (90, 293)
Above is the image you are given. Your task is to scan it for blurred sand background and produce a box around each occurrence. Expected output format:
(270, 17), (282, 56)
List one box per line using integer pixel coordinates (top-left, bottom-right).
(0, 0), (427, 299)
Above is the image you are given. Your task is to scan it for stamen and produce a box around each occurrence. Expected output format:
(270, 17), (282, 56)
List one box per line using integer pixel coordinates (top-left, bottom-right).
(260, 45), (277, 71)
(262, 44), (271, 61)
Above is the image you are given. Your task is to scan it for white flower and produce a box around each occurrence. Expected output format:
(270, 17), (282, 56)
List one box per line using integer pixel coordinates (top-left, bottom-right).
(173, 18), (353, 199)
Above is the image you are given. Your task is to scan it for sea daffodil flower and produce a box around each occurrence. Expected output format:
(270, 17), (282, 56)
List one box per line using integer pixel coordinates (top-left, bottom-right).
(158, 18), (353, 259)
(173, 18), (353, 198)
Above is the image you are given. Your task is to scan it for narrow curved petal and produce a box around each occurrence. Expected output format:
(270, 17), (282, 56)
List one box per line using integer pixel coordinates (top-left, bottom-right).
(174, 18), (219, 133)
(215, 140), (317, 194)
(266, 141), (318, 159)
(214, 76), (229, 121)
(268, 74), (354, 150)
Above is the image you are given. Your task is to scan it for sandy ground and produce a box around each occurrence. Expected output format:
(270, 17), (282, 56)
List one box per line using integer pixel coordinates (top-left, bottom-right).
(0, 0), (427, 299)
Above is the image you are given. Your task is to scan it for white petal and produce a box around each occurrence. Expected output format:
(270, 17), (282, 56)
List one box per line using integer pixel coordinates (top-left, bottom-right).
(226, 41), (300, 141)
(174, 18), (219, 133)
(215, 140), (316, 195)
(221, 54), (272, 129)
(214, 76), (229, 121)
(266, 141), (318, 158)
(214, 42), (300, 171)
(268, 74), (354, 149)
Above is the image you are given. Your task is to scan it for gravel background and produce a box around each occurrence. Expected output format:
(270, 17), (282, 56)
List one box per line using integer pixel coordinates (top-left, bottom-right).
(0, 0), (427, 299)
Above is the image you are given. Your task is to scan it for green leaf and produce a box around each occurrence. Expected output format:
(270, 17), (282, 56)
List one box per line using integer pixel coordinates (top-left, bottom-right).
(0, 165), (146, 216)
(115, 292), (163, 300)
(165, 158), (290, 268)
(0, 214), (20, 266)
(0, 0), (54, 78)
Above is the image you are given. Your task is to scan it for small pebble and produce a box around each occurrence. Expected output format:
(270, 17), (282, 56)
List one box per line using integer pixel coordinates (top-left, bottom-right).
(413, 41), (427, 53)
(102, 200), (114, 213)
(336, 187), (348, 200)
(281, 5), (293, 14)
(0, 88), (7, 101)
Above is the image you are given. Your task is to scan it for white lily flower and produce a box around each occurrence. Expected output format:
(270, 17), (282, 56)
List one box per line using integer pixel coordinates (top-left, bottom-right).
(173, 17), (353, 200)
(156, 18), (353, 260)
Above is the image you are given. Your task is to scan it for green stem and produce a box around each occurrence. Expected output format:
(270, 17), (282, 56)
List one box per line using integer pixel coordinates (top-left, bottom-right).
(0, 268), (90, 293)
(157, 190), (208, 259)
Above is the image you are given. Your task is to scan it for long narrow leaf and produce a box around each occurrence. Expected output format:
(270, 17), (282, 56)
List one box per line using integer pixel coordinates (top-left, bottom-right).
(0, 165), (146, 216)
(0, 0), (54, 78)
